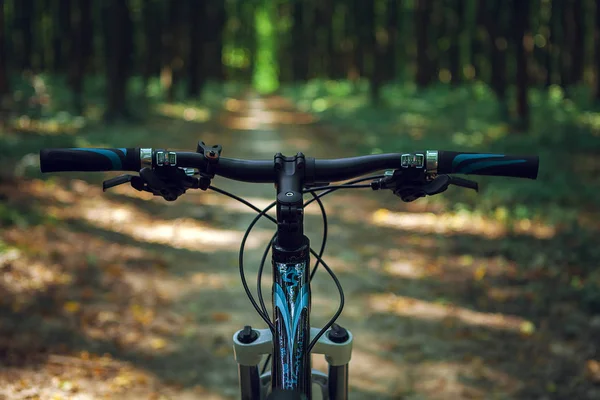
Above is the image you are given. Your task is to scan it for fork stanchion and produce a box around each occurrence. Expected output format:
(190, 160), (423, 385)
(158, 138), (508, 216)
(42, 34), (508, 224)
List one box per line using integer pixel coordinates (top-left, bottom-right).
(239, 365), (261, 400)
(328, 364), (348, 400)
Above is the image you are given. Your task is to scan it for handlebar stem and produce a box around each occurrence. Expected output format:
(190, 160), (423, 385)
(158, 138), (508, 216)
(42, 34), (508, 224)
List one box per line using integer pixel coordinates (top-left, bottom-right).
(274, 153), (306, 250)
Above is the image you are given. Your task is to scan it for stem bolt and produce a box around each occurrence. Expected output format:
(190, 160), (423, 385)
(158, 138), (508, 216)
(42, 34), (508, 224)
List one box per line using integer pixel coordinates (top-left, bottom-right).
(285, 191), (294, 197)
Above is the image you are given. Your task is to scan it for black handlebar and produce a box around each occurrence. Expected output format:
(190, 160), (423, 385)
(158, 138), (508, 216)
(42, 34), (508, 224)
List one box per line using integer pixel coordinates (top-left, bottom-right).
(39, 148), (539, 182)
(40, 148), (141, 173)
(438, 151), (539, 179)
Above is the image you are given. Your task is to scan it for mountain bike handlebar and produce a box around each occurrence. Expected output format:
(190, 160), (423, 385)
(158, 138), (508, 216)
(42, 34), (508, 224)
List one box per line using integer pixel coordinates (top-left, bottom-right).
(39, 147), (539, 181)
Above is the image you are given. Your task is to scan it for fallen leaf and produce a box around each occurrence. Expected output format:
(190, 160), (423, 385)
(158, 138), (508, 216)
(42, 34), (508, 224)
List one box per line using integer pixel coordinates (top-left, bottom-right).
(519, 321), (536, 336)
(63, 301), (81, 313)
(585, 360), (600, 383)
(372, 208), (390, 223)
(211, 312), (231, 322)
(474, 266), (486, 281)
(150, 338), (167, 350)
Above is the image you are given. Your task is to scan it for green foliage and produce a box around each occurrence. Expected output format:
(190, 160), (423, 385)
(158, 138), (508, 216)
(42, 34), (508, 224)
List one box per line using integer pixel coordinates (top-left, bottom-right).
(283, 79), (600, 226)
(252, 0), (279, 94)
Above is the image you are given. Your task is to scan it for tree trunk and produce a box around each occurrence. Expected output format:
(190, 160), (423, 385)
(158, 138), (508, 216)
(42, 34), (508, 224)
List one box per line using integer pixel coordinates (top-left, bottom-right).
(53, 0), (71, 72)
(0, 0), (9, 125)
(141, 0), (161, 89)
(367, 0), (382, 103)
(162, 1), (184, 102)
(315, 0), (335, 79)
(448, 0), (463, 85)
(485, 0), (508, 113)
(15, 0), (34, 70)
(560, 0), (578, 88)
(385, 0), (399, 82)
(68, 0), (92, 115)
(292, 1), (309, 81)
(596, 0), (600, 102)
(352, 0), (367, 78)
(187, 0), (205, 97)
(415, 0), (433, 87)
(549, 0), (564, 86)
(104, 0), (133, 122)
(204, 0), (226, 81)
(569, 0), (584, 85)
(472, 0), (487, 81)
(513, 0), (530, 130)
(0, 0), (9, 98)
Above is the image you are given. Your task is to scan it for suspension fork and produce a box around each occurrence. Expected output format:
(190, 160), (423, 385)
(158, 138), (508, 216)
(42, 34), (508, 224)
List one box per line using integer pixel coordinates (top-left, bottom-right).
(233, 327), (353, 400)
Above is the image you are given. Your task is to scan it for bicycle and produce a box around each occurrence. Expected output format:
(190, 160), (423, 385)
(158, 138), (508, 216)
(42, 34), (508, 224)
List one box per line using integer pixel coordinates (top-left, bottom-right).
(39, 143), (539, 399)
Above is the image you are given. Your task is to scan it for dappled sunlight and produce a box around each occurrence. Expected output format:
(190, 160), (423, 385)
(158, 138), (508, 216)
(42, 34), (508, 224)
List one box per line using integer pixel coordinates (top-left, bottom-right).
(0, 241), (73, 300)
(219, 95), (316, 130)
(369, 208), (555, 239)
(219, 110), (316, 130)
(43, 191), (273, 252)
(347, 348), (410, 395)
(413, 360), (520, 399)
(8, 115), (84, 135)
(155, 103), (212, 123)
(368, 293), (535, 334)
(0, 352), (232, 400)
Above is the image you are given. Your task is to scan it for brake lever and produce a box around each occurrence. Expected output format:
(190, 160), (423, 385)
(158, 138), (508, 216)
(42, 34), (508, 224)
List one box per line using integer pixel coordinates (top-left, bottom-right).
(449, 176), (479, 192)
(103, 174), (134, 191)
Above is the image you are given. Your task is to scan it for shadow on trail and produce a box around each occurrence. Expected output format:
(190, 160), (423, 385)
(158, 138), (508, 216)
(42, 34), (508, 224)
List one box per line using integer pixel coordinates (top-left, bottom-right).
(2, 91), (599, 399)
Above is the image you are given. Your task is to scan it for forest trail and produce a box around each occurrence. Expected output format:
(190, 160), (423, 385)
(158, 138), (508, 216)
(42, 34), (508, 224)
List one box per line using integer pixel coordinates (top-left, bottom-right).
(0, 92), (593, 400)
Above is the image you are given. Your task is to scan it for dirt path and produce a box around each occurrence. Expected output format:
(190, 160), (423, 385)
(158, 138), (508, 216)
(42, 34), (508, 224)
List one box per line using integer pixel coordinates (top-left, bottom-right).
(0, 93), (596, 399)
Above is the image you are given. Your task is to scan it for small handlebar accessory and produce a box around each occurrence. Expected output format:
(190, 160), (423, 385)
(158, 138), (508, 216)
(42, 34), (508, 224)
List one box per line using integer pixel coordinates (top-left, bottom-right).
(371, 169), (478, 202)
(103, 167), (200, 201)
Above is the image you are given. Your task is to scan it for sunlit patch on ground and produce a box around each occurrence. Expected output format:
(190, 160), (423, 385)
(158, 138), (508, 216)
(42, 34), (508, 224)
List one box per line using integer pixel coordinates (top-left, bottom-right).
(3, 90), (600, 399)
(155, 103), (212, 123)
(368, 293), (535, 334)
(219, 95), (316, 130)
(31, 185), (275, 252)
(0, 353), (232, 400)
(369, 208), (555, 239)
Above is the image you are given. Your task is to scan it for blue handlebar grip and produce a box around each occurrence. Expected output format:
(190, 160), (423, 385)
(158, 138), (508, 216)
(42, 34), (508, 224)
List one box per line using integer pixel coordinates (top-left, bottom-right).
(40, 148), (141, 172)
(437, 151), (539, 179)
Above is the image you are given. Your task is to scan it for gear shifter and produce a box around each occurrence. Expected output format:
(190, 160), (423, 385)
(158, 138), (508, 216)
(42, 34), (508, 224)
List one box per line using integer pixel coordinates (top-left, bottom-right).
(102, 167), (200, 201)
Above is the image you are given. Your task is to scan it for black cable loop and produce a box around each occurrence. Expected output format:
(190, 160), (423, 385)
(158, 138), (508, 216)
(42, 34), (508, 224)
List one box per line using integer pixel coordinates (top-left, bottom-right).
(209, 174), (384, 373)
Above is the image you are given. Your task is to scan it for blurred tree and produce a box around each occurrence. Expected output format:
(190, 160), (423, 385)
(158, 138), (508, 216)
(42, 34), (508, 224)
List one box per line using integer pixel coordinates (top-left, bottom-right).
(384, 0), (399, 82)
(485, 0), (508, 116)
(596, 0), (600, 102)
(161, 0), (184, 103)
(14, 0), (34, 70)
(513, 0), (531, 130)
(472, 0), (487, 81)
(291, 0), (308, 81)
(547, 0), (562, 86)
(68, 0), (92, 115)
(314, 0), (335, 79)
(141, 0), (162, 90)
(103, 0), (133, 122)
(447, 0), (463, 85)
(415, 0), (433, 87)
(372, 0), (399, 101)
(562, 0), (584, 87)
(0, 0), (9, 99)
(366, 0), (382, 103)
(53, 0), (71, 72)
(352, 0), (367, 78)
(204, 0), (226, 81)
(187, 0), (206, 97)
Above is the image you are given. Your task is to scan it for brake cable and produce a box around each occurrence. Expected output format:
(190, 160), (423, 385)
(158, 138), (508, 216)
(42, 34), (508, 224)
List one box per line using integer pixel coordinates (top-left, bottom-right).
(210, 174), (384, 375)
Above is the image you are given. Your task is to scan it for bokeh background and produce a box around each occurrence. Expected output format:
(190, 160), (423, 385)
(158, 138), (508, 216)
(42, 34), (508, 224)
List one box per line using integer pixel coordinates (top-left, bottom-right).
(1, 0), (600, 399)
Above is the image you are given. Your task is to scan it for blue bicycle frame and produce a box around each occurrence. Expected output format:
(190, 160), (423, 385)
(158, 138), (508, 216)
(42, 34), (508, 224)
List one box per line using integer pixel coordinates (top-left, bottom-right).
(271, 239), (312, 393)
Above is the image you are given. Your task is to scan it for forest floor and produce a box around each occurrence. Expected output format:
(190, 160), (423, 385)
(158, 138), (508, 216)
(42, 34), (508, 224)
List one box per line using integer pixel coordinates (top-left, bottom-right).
(1, 90), (600, 399)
